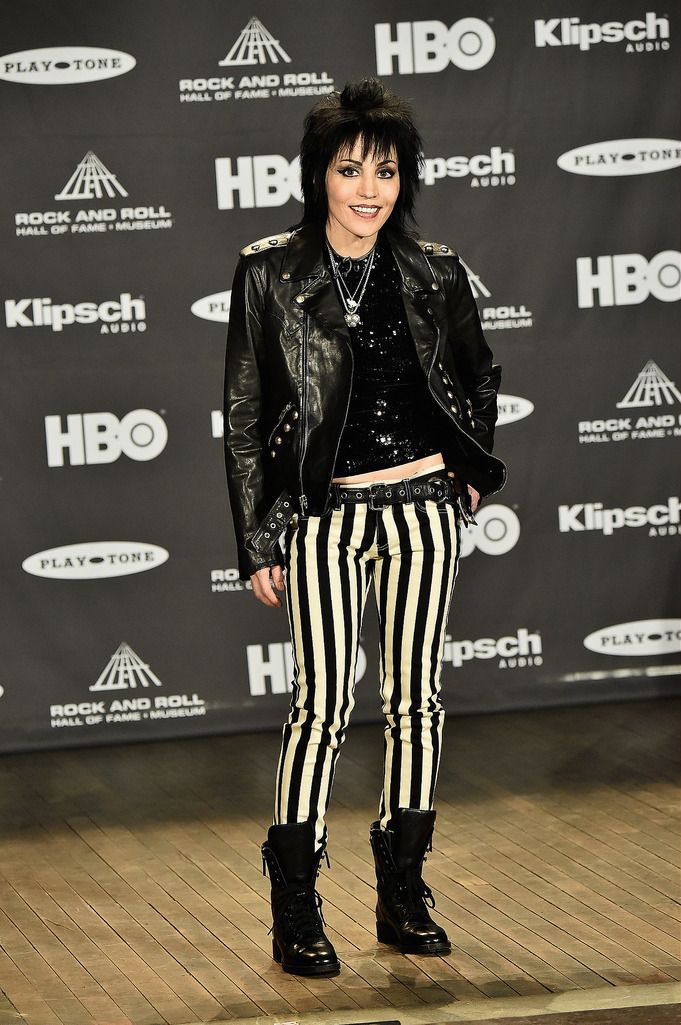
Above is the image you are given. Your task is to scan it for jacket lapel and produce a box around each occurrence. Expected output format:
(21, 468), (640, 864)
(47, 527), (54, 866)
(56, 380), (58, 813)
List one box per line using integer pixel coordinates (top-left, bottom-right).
(280, 222), (352, 350)
(387, 227), (445, 376)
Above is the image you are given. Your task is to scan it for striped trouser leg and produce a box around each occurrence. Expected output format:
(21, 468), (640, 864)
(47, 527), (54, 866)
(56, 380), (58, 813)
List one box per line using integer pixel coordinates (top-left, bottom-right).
(374, 499), (460, 829)
(274, 504), (376, 853)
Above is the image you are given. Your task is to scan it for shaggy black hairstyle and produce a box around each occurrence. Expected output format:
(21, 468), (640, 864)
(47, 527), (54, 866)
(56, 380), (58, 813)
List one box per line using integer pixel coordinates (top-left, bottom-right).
(296, 77), (424, 234)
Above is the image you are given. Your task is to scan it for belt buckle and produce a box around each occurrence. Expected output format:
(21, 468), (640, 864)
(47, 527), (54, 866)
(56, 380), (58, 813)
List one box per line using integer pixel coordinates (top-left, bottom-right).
(367, 482), (384, 511)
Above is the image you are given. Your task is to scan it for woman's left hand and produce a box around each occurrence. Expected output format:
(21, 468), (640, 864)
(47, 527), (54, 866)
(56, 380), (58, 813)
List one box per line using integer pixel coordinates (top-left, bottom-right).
(468, 485), (481, 514)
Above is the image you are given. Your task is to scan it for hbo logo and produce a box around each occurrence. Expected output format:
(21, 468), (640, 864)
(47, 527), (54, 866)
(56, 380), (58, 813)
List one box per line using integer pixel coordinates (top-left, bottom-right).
(215, 154), (302, 210)
(375, 19), (496, 75)
(576, 250), (681, 308)
(459, 504), (520, 558)
(45, 410), (168, 467)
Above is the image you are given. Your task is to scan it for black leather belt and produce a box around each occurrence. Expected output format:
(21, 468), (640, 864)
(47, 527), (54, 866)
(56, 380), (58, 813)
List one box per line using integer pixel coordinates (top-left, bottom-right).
(329, 473), (455, 510)
(248, 473), (463, 558)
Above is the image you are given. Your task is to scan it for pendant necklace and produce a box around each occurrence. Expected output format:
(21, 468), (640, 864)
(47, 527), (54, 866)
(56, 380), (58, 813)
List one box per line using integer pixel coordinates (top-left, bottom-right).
(326, 240), (376, 327)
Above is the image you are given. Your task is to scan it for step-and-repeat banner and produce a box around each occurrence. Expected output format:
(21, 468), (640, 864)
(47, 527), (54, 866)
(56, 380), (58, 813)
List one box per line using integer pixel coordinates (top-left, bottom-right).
(1, 1), (679, 751)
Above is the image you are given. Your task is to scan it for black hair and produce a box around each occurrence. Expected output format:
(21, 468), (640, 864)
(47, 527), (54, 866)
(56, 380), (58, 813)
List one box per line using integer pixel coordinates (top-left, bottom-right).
(296, 77), (424, 235)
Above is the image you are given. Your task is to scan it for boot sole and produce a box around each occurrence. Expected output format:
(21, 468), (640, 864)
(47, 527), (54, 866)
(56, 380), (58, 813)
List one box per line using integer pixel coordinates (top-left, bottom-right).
(282, 962), (341, 976)
(376, 920), (451, 956)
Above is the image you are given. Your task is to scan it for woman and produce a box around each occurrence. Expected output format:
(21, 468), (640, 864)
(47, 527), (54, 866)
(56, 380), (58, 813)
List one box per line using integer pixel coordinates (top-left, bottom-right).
(223, 79), (506, 977)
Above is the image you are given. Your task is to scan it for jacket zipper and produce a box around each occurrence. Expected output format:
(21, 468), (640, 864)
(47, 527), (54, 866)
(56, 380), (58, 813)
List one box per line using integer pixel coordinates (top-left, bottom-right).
(267, 400), (295, 450)
(298, 311), (310, 514)
(325, 344), (355, 502)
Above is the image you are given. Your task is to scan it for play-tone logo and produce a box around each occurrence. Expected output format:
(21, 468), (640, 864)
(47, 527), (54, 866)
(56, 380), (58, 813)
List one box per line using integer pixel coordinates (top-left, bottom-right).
(444, 628), (543, 670)
(460, 505), (520, 559)
(497, 395), (534, 426)
(559, 497), (680, 536)
(246, 641), (368, 695)
(421, 147), (515, 189)
(45, 410), (168, 467)
(0, 46), (135, 84)
(215, 154), (302, 209)
(15, 151), (173, 239)
(578, 361), (681, 444)
(179, 17), (334, 103)
(375, 18), (495, 74)
(584, 619), (681, 656)
(558, 139), (681, 176)
(22, 542), (169, 580)
(49, 642), (206, 729)
(534, 13), (670, 52)
(576, 251), (681, 308)
(191, 291), (231, 322)
(5, 293), (146, 332)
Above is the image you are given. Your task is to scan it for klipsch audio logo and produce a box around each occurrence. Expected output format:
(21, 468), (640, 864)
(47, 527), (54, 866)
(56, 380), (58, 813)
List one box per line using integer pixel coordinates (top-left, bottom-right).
(578, 361), (681, 444)
(191, 291), (231, 322)
(246, 641), (367, 696)
(375, 18), (496, 74)
(45, 410), (168, 467)
(0, 46), (136, 84)
(445, 628), (543, 670)
(576, 250), (681, 308)
(5, 293), (146, 332)
(22, 543), (169, 580)
(462, 259), (534, 331)
(558, 139), (681, 176)
(534, 13), (670, 52)
(421, 147), (515, 189)
(459, 505), (520, 559)
(215, 154), (302, 209)
(559, 496), (680, 537)
(14, 151), (174, 239)
(49, 641), (207, 729)
(179, 16), (334, 103)
(584, 619), (680, 657)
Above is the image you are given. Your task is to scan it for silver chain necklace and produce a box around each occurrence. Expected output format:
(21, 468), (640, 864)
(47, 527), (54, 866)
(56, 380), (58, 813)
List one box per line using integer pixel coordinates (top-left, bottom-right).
(326, 241), (376, 327)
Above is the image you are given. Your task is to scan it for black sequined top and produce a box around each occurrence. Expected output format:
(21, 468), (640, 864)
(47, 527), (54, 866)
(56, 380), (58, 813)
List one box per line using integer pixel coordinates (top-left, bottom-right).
(325, 231), (442, 476)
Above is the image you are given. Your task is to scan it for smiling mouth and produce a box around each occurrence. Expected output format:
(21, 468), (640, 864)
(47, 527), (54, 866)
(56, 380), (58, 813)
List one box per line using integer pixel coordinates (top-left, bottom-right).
(350, 205), (381, 216)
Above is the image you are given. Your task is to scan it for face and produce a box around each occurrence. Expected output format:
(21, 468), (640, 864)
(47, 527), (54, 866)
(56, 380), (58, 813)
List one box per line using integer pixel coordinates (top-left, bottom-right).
(324, 137), (400, 242)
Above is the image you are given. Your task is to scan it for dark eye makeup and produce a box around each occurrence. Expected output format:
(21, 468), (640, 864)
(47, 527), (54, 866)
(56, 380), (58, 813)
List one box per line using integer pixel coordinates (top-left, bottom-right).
(336, 164), (397, 178)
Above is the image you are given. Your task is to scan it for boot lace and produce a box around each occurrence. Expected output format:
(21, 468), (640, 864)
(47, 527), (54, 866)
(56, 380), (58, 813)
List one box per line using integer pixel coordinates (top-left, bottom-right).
(386, 866), (437, 923)
(267, 883), (327, 942)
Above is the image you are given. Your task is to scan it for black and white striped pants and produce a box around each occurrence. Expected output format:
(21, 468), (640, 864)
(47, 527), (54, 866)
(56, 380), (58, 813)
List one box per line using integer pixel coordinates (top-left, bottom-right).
(273, 464), (461, 852)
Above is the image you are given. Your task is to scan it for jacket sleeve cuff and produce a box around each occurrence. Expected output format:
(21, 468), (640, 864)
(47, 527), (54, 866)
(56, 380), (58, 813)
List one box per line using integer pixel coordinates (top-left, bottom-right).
(238, 545), (285, 583)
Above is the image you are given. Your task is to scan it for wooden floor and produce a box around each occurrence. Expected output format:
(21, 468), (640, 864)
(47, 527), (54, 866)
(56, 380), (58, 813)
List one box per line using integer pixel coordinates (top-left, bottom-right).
(0, 698), (678, 1025)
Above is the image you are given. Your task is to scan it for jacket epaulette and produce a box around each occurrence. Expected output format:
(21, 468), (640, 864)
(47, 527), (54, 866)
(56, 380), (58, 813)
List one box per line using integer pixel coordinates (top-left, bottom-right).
(240, 231), (292, 257)
(417, 239), (458, 257)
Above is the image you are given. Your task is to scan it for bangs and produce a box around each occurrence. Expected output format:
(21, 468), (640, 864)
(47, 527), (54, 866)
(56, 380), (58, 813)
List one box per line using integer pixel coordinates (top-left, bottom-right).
(331, 127), (400, 165)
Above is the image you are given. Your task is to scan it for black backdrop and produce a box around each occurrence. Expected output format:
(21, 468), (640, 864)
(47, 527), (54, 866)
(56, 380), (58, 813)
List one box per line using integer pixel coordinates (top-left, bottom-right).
(1, 0), (679, 752)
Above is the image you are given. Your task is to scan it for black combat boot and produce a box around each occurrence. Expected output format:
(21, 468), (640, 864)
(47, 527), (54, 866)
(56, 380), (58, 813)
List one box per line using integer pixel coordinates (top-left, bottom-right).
(261, 820), (341, 976)
(369, 808), (451, 955)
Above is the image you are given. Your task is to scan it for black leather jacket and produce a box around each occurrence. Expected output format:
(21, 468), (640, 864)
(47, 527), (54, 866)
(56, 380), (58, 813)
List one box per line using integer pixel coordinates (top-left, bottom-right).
(223, 221), (507, 581)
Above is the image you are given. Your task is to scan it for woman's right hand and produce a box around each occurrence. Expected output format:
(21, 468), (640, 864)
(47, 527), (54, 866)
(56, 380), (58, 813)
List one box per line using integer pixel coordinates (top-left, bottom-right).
(250, 565), (286, 608)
